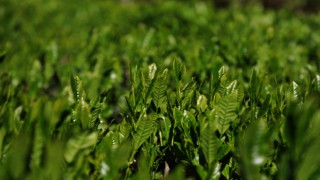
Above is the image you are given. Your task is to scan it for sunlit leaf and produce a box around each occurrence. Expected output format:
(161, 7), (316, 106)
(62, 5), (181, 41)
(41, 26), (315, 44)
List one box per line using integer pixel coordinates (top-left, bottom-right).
(132, 113), (157, 151)
(152, 69), (168, 108)
(215, 92), (239, 134)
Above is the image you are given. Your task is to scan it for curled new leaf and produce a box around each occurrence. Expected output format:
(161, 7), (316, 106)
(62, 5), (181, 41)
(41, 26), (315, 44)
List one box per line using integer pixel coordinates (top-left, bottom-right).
(148, 63), (157, 81)
(173, 58), (184, 82)
(197, 94), (208, 112)
(70, 75), (83, 103)
(72, 99), (91, 129)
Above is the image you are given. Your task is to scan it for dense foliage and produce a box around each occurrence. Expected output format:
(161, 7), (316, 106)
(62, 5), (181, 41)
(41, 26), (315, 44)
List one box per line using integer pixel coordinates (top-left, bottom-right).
(1, 0), (320, 179)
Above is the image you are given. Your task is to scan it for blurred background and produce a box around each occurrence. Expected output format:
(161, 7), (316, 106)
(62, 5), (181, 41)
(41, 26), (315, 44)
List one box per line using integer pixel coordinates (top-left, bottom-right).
(125, 0), (320, 12)
(214, 0), (320, 12)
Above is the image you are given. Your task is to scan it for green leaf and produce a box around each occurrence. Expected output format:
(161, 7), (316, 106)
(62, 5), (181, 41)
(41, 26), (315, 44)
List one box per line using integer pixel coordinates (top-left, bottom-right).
(144, 65), (158, 104)
(183, 110), (198, 132)
(200, 119), (220, 169)
(197, 165), (208, 179)
(281, 98), (320, 180)
(211, 162), (221, 180)
(197, 93), (208, 112)
(226, 80), (237, 95)
(148, 63), (157, 81)
(130, 65), (138, 85)
(240, 119), (268, 180)
(222, 165), (230, 179)
(215, 92), (239, 134)
(72, 99), (91, 129)
(216, 144), (230, 161)
(64, 132), (97, 163)
(167, 165), (185, 180)
(2, 135), (32, 179)
(30, 123), (45, 170)
(89, 103), (101, 128)
(141, 28), (155, 52)
(290, 81), (302, 101)
(125, 96), (135, 119)
(315, 74), (320, 91)
(237, 84), (245, 102)
(119, 120), (132, 143)
(173, 57), (184, 82)
(158, 116), (170, 144)
(181, 78), (197, 109)
(70, 75), (83, 102)
(173, 107), (183, 128)
(152, 69), (168, 108)
(249, 69), (261, 103)
(131, 154), (150, 180)
(132, 113), (157, 152)
(43, 142), (64, 180)
(218, 66), (225, 79)
(0, 128), (6, 158)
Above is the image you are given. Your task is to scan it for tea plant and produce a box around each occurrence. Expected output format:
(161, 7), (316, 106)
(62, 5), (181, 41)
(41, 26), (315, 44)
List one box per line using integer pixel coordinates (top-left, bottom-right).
(0, 0), (320, 179)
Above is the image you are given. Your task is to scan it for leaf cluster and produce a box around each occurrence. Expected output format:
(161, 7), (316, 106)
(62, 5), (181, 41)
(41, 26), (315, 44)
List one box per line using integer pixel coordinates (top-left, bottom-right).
(1, 1), (320, 179)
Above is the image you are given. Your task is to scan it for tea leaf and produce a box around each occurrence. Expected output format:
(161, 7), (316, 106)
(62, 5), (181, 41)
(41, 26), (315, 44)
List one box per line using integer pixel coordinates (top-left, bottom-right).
(201, 119), (219, 168)
(215, 92), (239, 134)
(133, 113), (157, 151)
(152, 69), (168, 108)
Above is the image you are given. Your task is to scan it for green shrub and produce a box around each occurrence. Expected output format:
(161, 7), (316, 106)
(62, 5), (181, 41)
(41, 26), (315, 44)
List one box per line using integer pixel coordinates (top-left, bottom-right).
(0, 1), (320, 179)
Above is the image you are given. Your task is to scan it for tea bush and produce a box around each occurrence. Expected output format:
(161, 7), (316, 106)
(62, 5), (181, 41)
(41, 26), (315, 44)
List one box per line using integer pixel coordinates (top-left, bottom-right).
(0, 0), (320, 179)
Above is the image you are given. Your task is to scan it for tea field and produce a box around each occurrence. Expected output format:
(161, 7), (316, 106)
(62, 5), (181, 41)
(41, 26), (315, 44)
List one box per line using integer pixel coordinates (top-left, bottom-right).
(1, 0), (320, 179)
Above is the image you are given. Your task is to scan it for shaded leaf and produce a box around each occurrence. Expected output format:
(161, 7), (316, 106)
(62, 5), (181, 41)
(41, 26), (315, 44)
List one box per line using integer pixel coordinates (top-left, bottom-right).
(249, 69), (261, 103)
(173, 57), (184, 82)
(64, 132), (98, 163)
